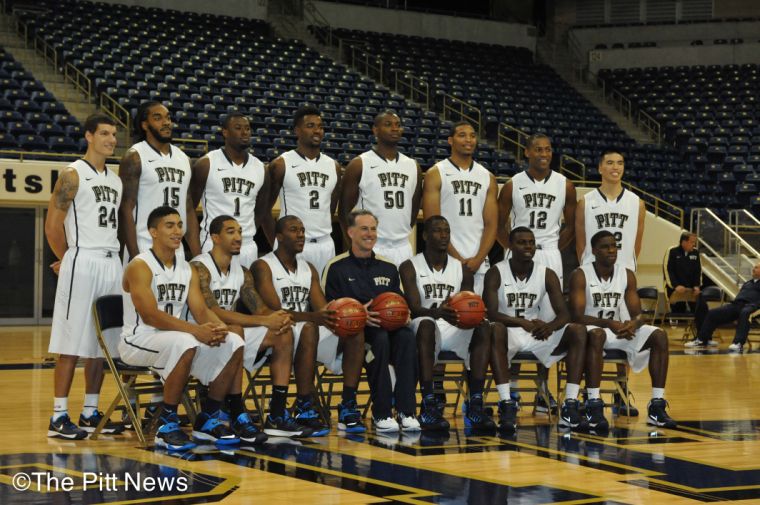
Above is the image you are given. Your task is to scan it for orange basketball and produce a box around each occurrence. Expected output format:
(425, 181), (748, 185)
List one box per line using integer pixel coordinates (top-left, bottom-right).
(448, 291), (486, 329)
(327, 297), (367, 338)
(369, 292), (410, 331)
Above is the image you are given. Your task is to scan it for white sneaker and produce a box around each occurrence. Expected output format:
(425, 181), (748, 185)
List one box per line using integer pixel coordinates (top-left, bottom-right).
(373, 416), (400, 432)
(728, 342), (743, 352)
(684, 339), (703, 348)
(398, 413), (421, 432)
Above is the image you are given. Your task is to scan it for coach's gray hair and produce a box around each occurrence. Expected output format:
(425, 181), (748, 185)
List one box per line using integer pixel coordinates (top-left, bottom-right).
(347, 209), (378, 227)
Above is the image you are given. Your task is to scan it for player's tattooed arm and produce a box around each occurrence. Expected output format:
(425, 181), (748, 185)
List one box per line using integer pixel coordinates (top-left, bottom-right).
(191, 261), (219, 309)
(240, 267), (266, 315)
(118, 149), (142, 259)
(45, 167), (79, 262)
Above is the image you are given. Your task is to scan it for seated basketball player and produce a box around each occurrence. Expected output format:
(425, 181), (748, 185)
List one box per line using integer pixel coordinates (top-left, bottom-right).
(189, 214), (302, 441)
(569, 230), (676, 429)
(323, 209), (420, 432)
(253, 215), (366, 435)
(399, 216), (494, 431)
(118, 206), (243, 451)
(484, 227), (589, 432)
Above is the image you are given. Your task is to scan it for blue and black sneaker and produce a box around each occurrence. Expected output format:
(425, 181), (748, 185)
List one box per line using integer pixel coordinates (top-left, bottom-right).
(192, 411), (239, 445)
(48, 414), (88, 440)
(463, 395), (495, 431)
(265, 409), (314, 438)
(419, 394), (449, 431)
(294, 399), (330, 437)
(155, 412), (196, 451)
(79, 411), (125, 435)
(337, 400), (366, 433)
(585, 398), (609, 432)
(229, 412), (268, 445)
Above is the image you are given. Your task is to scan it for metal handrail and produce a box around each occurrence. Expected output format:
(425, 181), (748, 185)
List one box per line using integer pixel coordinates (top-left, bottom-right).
(100, 92), (131, 133)
(393, 70), (430, 110)
(349, 45), (383, 84)
(638, 109), (661, 144)
(32, 34), (57, 71)
(64, 62), (92, 102)
(606, 87), (632, 119)
(728, 209), (760, 249)
(172, 138), (209, 155)
(496, 122), (529, 162)
(691, 207), (760, 283)
(442, 94), (481, 137)
(559, 153), (586, 182)
(304, 0), (333, 46)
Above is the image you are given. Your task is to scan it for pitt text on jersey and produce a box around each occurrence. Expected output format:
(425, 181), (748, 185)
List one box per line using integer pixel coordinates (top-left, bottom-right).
(297, 171), (329, 188)
(592, 292), (622, 308)
(506, 292), (538, 309)
(451, 180), (482, 195)
(157, 283), (186, 302)
(91, 185), (119, 204)
(155, 166), (186, 184)
(423, 283), (455, 301)
(280, 285), (310, 311)
(214, 288), (238, 307)
(377, 172), (409, 188)
(594, 212), (630, 229)
(522, 193), (557, 208)
(222, 177), (256, 196)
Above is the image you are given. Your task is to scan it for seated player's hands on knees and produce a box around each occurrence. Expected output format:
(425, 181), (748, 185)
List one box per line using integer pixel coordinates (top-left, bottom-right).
(316, 307), (338, 331)
(435, 302), (459, 326)
(363, 300), (382, 328)
(50, 260), (61, 275)
(193, 322), (227, 346)
(519, 319), (539, 333)
(265, 310), (293, 334)
(614, 320), (636, 340)
(530, 320), (553, 340)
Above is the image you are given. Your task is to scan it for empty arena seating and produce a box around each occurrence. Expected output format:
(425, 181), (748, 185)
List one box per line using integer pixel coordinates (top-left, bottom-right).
(0, 48), (79, 153)
(13, 0), (501, 169)
(599, 64), (760, 216)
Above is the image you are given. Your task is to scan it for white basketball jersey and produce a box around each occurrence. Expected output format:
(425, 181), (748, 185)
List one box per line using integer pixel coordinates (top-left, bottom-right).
(495, 260), (548, 321)
(437, 158), (491, 259)
(131, 141), (192, 252)
(278, 150), (337, 239)
(191, 252), (245, 311)
(510, 170), (567, 248)
(581, 188), (640, 271)
(122, 250), (192, 336)
(63, 159), (122, 251)
(580, 263), (631, 322)
(410, 253), (463, 309)
(357, 149), (418, 242)
(199, 148), (266, 251)
(261, 251), (312, 312)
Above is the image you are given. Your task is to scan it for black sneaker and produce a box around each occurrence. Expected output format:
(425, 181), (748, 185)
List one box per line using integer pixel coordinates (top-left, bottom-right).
(463, 395), (496, 431)
(79, 410), (125, 434)
(231, 412), (268, 445)
(265, 411), (314, 438)
(48, 414), (88, 440)
(419, 394), (449, 431)
(294, 399), (330, 437)
(497, 400), (518, 434)
(612, 393), (639, 417)
(559, 399), (582, 429)
(155, 412), (196, 451)
(535, 392), (558, 415)
(337, 400), (366, 433)
(585, 398), (609, 432)
(647, 398), (676, 428)
(192, 412), (240, 445)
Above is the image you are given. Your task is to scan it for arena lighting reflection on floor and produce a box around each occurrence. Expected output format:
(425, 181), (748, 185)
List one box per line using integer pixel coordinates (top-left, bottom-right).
(3, 421), (760, 504)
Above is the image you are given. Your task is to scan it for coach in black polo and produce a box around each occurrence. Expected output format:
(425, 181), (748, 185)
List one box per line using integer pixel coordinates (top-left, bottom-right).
(322, 209), (420, 432)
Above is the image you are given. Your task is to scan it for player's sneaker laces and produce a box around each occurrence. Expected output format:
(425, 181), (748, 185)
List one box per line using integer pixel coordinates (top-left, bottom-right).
(397, 412), (421, 432)
(535, 392), (558, 414)
(48, 414), (88, 440)
(231, 412), (268, 445)
(192, 411), (239, 445)
(337, 400), (366, 433)
(559, 399), (582, 429)
(611, 393), (639, 417)
(497, 400), (518, 434)
(154, 412), (196, 451)
(419, 394), (450, 431)
(584, 398), (609, 432)
(294, 399), (329, 437)
(79, 411), (125, 434)
(264, 410), (314, 438)
(463, 395), (496, 430)
(647, 398), (677, 428)
(373, 416), (400, 432)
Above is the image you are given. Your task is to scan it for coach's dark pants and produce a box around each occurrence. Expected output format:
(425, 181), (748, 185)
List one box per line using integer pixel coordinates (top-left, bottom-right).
(696, 302), (758, 344)
(364, 325), (418, 419)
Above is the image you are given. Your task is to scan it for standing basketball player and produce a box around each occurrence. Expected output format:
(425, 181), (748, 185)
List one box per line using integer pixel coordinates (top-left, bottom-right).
(45, 113), (124, 439)
(266, 106), (341, 275)
(569, 231), (676, 429)
(190, 215), (299, 442)
(118, 101), (200, 262)
(323, 210), (420, 432)
(422, 121), (498, 294)
(119, 206), (244, 451)
(400, 216), (494, 431)
(575, 149), (646, 416)
(484, 227), (589, 432)
(340, 110), (422, 265)
(576, 150), (645, 272)
(190, 113), (271, 269)
(254, 216), (366, 435)
(497, 133), (576, 413)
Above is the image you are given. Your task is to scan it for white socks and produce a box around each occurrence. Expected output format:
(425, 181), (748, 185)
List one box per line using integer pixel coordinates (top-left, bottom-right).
(53, 397), (68, 421)
(587, 388), (601, 400)
(652, 388), (665, 399)
(565, 383), (581, 401)
(82, 393), (100, 418)
(496, 383), (511, 401)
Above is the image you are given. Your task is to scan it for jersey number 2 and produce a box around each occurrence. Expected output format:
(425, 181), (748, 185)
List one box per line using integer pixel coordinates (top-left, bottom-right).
(309, 190), (319, 209)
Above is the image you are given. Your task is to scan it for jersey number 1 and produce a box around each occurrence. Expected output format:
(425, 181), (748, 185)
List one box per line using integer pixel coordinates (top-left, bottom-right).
(458, 198), (473, 216)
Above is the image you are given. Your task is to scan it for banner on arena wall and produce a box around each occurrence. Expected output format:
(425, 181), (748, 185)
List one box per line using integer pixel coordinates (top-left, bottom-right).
(0, 158), (120, 204)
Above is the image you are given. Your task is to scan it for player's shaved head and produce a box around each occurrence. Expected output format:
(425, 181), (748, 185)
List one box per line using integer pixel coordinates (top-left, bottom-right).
(374, 110), (399, 126)
(275, 215), (302, 234)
